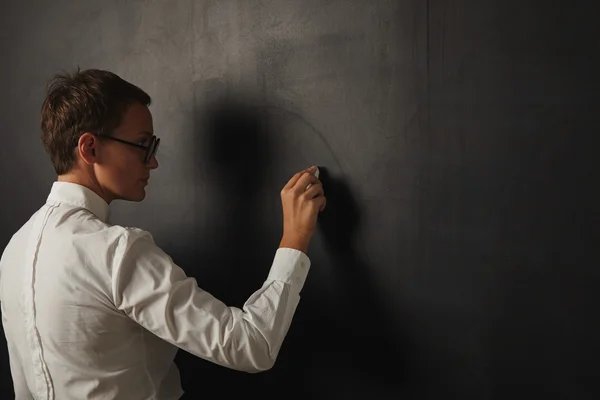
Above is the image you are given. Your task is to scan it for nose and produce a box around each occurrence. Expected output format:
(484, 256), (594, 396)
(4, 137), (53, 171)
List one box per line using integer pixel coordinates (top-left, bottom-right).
(147, 155), (159, 169)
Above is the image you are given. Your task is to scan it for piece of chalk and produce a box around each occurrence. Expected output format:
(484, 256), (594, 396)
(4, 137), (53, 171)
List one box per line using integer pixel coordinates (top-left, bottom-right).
(305, 167), (319, 190)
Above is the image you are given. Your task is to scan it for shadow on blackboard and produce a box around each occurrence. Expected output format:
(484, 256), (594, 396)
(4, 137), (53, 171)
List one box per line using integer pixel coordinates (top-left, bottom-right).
(276, 167), (413, 397)
(173, 90), (409, 399)
(174, 91), (287, 398)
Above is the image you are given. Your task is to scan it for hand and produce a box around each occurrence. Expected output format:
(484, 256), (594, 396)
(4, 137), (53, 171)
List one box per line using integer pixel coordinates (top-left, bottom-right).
(279, 166), (327, 251)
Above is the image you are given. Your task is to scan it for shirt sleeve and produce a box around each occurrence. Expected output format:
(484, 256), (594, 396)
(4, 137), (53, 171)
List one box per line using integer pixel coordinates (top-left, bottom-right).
(111, 229), (311, 373)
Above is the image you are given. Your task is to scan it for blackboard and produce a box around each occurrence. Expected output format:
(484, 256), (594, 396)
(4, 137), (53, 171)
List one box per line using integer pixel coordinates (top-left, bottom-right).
(0, 1), (597, 399)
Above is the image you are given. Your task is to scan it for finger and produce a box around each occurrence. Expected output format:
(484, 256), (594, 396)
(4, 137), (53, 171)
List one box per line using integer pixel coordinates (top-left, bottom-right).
(305, 175), (323, 191)
(316, 196), (327, 212)
(305, 173), (320, 190)
(295, 173), (320, 192)
(284, 167), (315, 190)
(303, 182), (323, 199)
(309, 195), (326, 213)
(284, 171), (306, 190)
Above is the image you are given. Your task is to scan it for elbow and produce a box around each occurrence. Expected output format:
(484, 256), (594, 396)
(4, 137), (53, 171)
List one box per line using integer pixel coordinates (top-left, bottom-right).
(245, 361), (275, 373)
(241, 334), (278, 373)
(213, 330), (277, 373)
(246, 357), (276, 373)
(243, 346), (277, 373)
(217, 312), (283, 373)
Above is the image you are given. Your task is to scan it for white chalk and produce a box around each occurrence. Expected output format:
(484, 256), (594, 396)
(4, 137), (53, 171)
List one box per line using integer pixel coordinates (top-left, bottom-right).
(305, 167), (319, 190)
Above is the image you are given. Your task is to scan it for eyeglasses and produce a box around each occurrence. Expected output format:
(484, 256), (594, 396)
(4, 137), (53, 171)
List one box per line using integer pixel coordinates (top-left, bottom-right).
(96, 134), (160, 163)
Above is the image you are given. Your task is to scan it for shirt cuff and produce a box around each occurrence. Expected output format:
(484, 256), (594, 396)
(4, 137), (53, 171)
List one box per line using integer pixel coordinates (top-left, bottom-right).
(267, 247), (311, 291)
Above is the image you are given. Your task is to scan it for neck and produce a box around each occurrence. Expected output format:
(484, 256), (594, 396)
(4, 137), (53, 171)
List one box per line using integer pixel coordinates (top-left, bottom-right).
(57, 171), (114, 204)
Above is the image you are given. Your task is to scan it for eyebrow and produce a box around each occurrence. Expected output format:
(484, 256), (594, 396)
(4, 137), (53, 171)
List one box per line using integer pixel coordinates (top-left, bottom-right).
(139, 131), (153, 137)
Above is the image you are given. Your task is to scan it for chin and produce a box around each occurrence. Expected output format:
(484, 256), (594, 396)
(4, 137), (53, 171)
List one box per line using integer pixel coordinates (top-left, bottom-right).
(122, 189), (146, 202)
(132, 190), (147, 202)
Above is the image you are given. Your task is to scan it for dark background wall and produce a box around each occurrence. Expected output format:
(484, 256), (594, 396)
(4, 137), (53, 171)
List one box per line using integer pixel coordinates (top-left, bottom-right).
(0, 1), (597, 399)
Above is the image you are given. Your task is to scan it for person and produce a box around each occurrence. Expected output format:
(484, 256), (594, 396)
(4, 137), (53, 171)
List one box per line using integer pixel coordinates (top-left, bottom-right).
(0, 68), (327, 399)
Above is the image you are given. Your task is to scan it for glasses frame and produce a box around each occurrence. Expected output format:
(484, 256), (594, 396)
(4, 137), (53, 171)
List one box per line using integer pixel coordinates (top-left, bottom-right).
(95, 134), (160, 163)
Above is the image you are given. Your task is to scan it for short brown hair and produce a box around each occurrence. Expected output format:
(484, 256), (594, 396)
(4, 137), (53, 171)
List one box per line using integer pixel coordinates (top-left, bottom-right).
(40, 67), (152, 175)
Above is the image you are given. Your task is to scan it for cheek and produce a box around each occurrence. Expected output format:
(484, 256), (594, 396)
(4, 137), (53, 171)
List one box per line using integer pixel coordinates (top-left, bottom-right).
(99, 149), (142, 185)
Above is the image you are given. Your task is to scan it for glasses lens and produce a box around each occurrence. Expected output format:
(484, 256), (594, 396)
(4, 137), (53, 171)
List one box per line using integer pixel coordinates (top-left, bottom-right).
(145, 136), (159, 163)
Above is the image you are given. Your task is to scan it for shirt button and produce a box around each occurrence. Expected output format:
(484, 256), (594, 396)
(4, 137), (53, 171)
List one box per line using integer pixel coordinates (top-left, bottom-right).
(301, 261), (306, 268)
(295, 276), (302, 285)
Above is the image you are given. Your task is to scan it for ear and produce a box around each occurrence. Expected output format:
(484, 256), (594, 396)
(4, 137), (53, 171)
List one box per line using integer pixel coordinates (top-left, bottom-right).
(77, 132), (98, 165)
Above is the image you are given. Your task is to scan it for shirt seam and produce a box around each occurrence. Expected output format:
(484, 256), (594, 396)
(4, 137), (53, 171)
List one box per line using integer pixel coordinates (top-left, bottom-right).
(27, 203), (58, 400)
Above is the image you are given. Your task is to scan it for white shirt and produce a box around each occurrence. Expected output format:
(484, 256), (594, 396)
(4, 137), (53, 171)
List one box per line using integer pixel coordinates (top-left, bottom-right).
(0, 181), (311, 400)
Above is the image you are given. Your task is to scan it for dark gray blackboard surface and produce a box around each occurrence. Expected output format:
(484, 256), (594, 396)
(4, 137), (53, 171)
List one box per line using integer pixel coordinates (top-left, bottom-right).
(0, 1), (597, 399)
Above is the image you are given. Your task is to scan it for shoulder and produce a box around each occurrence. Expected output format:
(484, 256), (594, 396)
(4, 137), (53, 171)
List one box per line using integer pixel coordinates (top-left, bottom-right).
(69, 222), (161, 274)
(105, 224), (157, 254)
(102, 225), (167, 287)
(106, 225), (175, 270)
(109, 226), (183, 306)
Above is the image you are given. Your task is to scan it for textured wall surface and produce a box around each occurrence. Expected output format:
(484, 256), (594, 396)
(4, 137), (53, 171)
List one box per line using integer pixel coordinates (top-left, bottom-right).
(0, 1), (597, 399)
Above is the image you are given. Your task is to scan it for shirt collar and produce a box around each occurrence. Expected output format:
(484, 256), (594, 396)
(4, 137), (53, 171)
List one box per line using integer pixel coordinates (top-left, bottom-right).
(46, 181), (110, 223)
